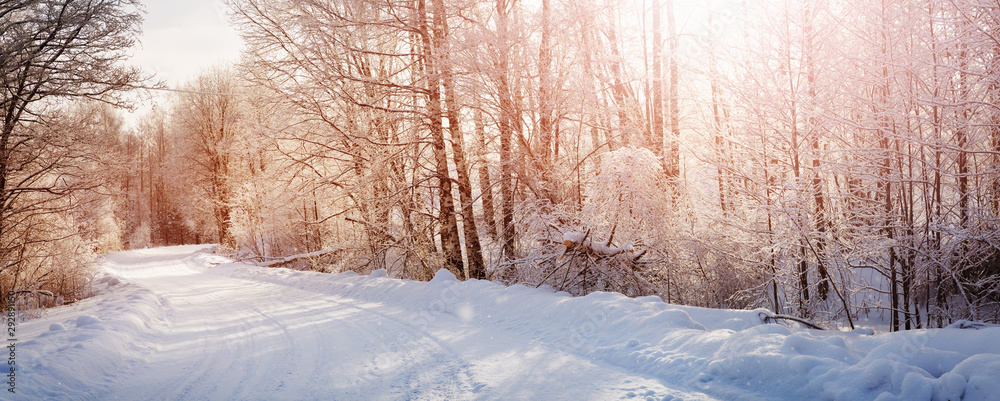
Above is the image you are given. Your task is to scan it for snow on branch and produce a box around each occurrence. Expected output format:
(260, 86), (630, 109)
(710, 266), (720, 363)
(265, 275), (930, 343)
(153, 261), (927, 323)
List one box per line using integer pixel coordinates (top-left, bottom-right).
(256, 247), (345, 268)
(497, 222), (659, 297)
(14, 289), (55, 297)
(560, 226), (647, 262)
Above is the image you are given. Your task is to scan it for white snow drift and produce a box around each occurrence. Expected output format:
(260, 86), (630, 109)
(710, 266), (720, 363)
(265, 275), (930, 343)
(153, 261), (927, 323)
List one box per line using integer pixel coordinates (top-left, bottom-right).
(11, 245), (1000, 400)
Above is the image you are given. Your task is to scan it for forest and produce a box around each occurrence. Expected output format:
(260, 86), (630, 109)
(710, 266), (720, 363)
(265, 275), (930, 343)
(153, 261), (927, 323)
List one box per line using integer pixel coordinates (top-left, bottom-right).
(2, 0), (999, 331)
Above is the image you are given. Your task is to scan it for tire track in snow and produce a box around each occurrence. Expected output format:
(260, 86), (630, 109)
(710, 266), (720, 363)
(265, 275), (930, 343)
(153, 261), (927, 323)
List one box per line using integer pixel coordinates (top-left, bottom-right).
(149, 289), (239, 399)
(83, 246), (717, 400)
(299, 289), (481, 399)
(97, 251), (277, 399)
(224, 266), (488, 398)
(217, 261), (713, 400)
(100, 250), (478, 399)
(157, 282), (307, 400)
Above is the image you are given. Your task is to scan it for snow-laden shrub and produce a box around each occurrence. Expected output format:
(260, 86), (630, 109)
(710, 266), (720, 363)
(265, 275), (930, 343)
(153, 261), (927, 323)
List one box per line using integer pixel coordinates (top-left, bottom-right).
(582, 146), (671, 239)
(229, 178), (309, 260)
(497, 147), (675, 297)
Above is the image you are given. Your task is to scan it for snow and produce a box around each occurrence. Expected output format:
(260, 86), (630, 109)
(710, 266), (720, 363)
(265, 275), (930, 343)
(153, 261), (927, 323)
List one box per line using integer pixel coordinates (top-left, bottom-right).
(11, 245), (1000, 400)
(563, 230), (635, 257)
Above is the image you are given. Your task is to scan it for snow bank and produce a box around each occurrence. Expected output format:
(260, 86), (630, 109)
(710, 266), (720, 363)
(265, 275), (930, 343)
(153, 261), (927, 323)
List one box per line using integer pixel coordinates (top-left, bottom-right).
(215, 263), (1000, 401)
(16, 273), (170, 399)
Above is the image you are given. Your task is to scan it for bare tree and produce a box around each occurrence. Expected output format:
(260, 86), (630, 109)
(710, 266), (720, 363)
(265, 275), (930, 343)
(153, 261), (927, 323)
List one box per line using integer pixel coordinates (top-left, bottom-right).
(172, 69), (242, 250)
(1, 0), (142, 308)
(213, 0), (998, 326)
(493, 0), (519, 262)
(433, 0), (487, 279)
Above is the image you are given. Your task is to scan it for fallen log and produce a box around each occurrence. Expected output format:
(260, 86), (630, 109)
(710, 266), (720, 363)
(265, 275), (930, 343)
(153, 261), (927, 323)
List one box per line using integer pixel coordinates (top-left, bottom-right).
(257, 247), (345, 268)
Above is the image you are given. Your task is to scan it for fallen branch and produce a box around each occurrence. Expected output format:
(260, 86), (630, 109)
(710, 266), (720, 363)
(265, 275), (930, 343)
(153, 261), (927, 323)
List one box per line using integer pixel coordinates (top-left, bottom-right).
(15, 289), (55, 297)
(760, 312), (826, 330)
(258, 247), (345, 268)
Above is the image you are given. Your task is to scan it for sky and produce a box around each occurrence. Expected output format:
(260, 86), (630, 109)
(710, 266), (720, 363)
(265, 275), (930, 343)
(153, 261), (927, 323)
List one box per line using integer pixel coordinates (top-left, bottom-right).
(122, 0), (242, 126)
(127, 0), (243, 119)
(118, 0), (713, 127)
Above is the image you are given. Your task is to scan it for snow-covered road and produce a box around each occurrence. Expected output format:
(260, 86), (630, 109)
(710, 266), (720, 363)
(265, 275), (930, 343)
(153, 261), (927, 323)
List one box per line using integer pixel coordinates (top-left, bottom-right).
(13, 245), (1000, 400)
(16, 246), (709, 400)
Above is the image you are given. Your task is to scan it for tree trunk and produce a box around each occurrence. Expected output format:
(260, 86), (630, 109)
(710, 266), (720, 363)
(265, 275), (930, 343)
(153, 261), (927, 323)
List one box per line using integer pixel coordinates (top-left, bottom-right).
(605, 0), (629, 148)
(876, 0), (899, 332)
(652, 0), (664, 162)
(214, 154), (235, 249)
(476, 110), (498, 239)
(665, 0), (680, 181)
(992, 109), (1000, 219)
(803, 1), (829, 301)
(538, 0), (554, 170)
(787, 49), (808, 305)
(435, 0), (486, 280)
(956, 45), (970, 228)
(420, 0), (464, 277)
(707, 1), (728, 214)
(496, 0), (517, 261)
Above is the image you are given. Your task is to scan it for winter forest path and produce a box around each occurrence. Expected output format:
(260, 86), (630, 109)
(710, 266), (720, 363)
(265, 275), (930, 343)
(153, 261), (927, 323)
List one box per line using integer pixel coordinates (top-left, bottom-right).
(25, 245), (715, 400)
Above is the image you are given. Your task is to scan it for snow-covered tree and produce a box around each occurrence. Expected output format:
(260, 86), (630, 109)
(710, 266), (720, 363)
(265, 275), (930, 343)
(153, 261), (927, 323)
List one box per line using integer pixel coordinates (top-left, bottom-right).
(1, 0), (143, 310)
